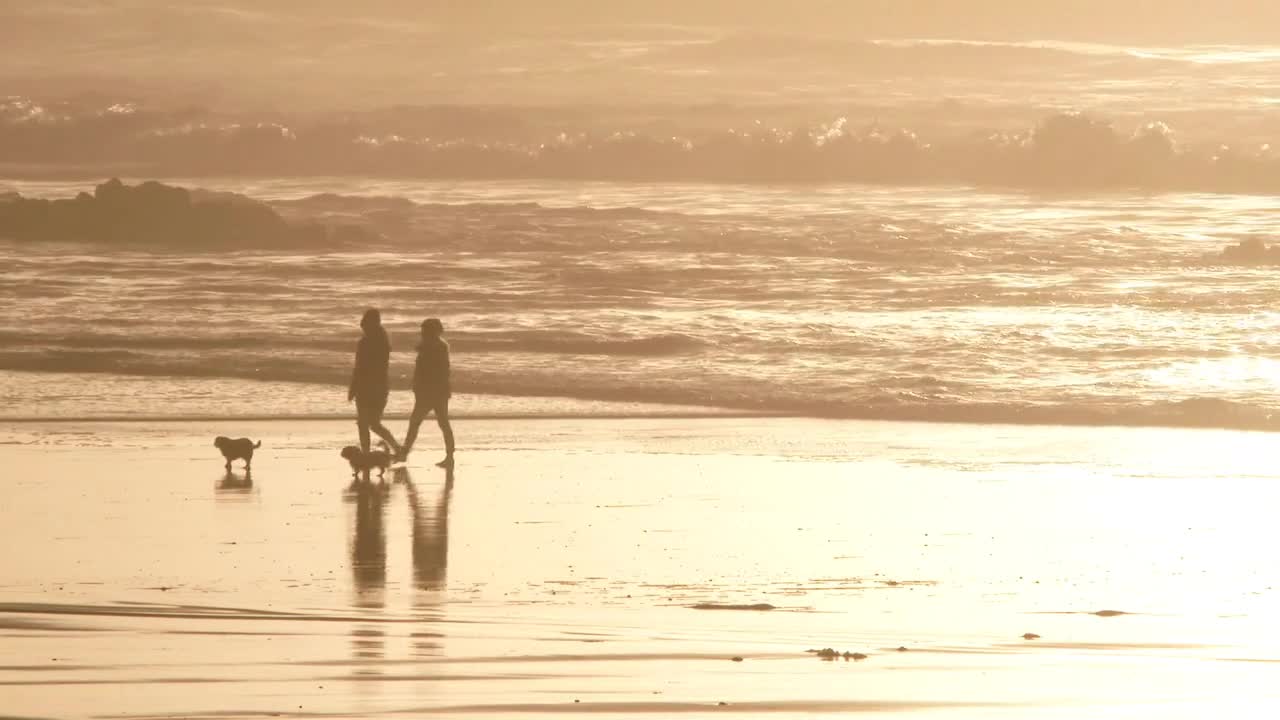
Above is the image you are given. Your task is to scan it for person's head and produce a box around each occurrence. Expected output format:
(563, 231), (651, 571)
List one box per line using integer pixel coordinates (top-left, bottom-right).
(421, 317), (444, 338)
(361, 308), (382, 333)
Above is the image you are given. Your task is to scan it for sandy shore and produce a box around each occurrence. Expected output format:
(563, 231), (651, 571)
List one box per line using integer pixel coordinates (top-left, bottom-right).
(3, 418), (1280, 718)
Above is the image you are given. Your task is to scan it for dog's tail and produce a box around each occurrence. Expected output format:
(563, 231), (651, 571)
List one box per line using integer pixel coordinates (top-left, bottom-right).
(254, 440), (262, 449)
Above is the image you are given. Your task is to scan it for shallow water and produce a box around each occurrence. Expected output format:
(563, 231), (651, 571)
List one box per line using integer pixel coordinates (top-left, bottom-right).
(3, 418), (1280, 717)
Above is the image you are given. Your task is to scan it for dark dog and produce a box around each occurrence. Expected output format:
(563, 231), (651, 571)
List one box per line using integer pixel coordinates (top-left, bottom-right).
(214, 436), (261, 471)
(341, 443), (392, 479)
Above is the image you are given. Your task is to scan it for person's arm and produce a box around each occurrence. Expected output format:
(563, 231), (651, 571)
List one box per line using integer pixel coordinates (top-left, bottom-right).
(438, 341), (452, 395)
(348, 339), (362, 402)
(412, 348), (425, 392)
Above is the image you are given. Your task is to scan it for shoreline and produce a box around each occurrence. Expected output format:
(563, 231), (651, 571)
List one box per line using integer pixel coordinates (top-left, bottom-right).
(0, 411), (784, 423)
(2, 409), (1276, 434)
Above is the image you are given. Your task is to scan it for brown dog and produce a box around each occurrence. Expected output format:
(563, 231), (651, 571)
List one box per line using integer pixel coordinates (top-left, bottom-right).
(341, 443), (392, 479)
(214, 436), (261, 471)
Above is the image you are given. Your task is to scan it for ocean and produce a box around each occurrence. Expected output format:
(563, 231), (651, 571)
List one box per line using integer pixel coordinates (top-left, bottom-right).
(2, 178), (1278, 427)
(4, 19), (1280, 428)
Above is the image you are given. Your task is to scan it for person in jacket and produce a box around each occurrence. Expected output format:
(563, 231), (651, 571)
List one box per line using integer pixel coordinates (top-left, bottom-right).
(348, 308), (403, 458)
(400, 317), (454, 468)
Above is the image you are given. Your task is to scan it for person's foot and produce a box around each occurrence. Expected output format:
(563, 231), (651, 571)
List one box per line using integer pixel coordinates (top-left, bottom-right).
(436, 455), (454, 468)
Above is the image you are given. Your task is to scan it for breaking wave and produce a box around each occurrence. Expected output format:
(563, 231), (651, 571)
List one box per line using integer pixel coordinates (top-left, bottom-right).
(6, 98), (1280, 194)
(0, 330), (708, 357)
(0, 347), (1274, 430)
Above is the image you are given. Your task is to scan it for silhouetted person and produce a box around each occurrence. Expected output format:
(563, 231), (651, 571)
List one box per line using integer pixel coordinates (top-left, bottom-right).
(348, 308), (403, 459)
(400, 318), (455, 468)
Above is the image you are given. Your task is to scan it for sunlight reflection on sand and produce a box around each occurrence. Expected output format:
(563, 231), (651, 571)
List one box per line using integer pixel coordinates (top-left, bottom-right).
(3, 418), (1280, 717)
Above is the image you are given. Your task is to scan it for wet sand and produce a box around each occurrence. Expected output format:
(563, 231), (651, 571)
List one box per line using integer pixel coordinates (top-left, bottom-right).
(3, 418), (1280, 718)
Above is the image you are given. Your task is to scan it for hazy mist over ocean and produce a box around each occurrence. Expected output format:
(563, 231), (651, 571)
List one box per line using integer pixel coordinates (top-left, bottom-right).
(8, 2), (1280, 187)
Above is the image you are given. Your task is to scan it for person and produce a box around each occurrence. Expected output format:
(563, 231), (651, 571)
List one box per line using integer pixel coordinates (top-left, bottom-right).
(400, 317), (455, 467)
(348, 308), (403, 459)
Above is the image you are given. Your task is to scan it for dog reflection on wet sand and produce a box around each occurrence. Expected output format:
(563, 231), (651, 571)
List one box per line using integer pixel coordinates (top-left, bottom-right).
(218, 469), (253, 492)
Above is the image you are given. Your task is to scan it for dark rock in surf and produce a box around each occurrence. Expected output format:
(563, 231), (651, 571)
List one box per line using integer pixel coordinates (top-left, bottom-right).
(1217, 237), (1280, 265)
(690, 602), (776, 611)
(0, 178), (378, 249)
(806, 648), (867, 661)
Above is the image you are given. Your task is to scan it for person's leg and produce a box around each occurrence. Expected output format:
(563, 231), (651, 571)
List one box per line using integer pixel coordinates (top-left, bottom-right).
(355, 400), (373, 481)
(436, 397), (455, 465)
(402, 395), (426, 458)
(366, 394), (402, 455)
(371, 420), (402, 456)
(356, 410), (372, 454)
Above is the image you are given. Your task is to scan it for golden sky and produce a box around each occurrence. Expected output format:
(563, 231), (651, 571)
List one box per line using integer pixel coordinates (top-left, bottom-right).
(7, 1), (1280, 42)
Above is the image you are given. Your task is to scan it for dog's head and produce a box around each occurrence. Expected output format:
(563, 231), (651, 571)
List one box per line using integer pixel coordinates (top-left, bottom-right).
(340, 445), (363, 462)
(213, 436), (231, 449)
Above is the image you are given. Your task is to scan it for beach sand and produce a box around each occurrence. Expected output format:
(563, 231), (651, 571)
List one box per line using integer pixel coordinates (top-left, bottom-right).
(3, 418), (1280, 718)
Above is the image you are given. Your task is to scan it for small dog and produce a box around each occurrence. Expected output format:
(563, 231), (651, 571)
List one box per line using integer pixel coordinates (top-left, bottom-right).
(341, 443), (392, 479)
(214, 436), (261, 471)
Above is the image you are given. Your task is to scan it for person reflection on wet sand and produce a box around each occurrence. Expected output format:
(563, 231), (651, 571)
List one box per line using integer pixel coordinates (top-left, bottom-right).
(347, 475), (388, 674)
(345, 467), (454, 665)
(349, 478), (388, 597)
(400, 465), (452, 657)
(403, 466), (453, 591)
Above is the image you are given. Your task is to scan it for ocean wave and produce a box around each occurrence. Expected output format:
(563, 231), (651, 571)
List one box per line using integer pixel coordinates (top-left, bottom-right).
(0, 329), (707, 357)
(652, 35), (1149, 74)
(5, 351), (1274, 427)
(1, 350), (1276, 432)
(1, 178), (1261, 276)
(7, 100), (1280, 194)
(459, 331), (707, 356)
